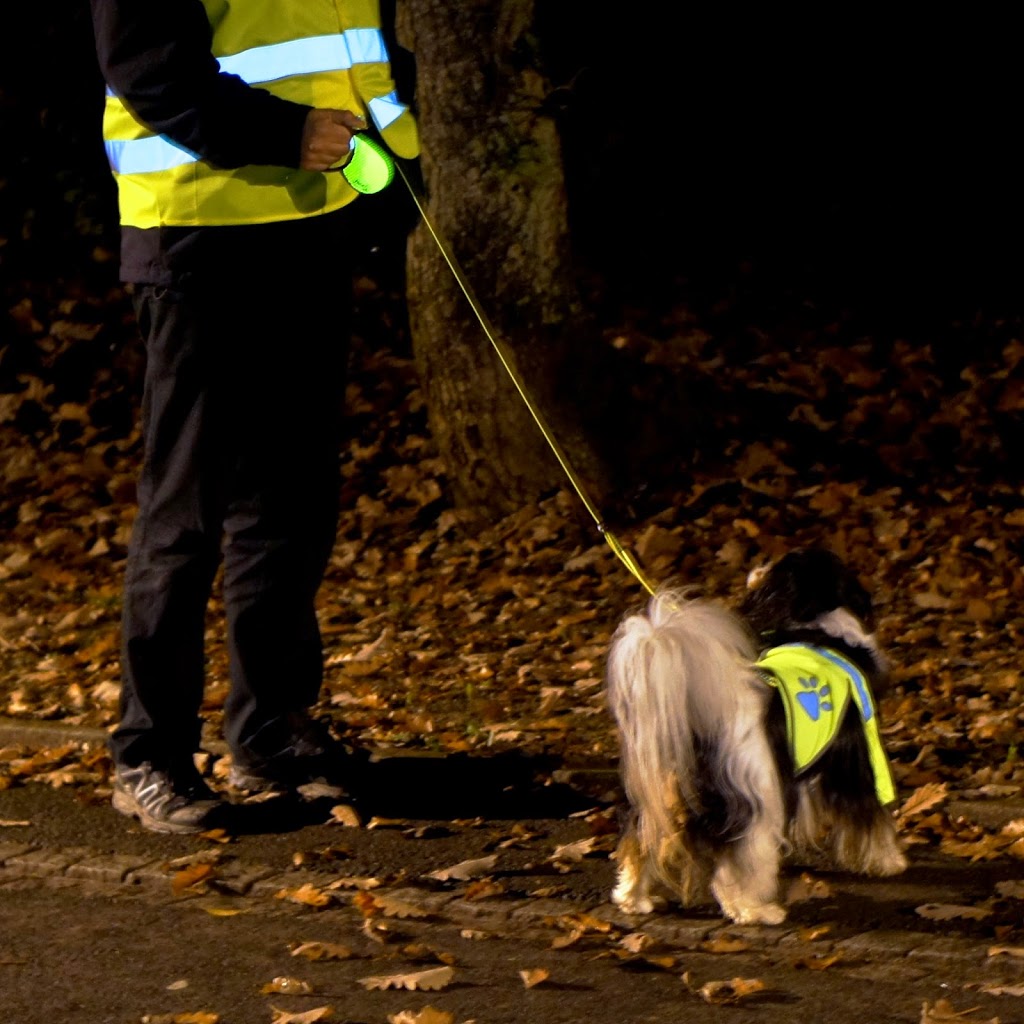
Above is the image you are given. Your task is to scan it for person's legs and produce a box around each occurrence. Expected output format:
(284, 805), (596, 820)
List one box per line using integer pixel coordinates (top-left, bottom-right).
(111, 283), (229, 831)
(219, 262), (352, 783)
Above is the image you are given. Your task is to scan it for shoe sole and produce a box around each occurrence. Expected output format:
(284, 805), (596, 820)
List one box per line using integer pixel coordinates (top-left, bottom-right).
(111, 787), (218, 835)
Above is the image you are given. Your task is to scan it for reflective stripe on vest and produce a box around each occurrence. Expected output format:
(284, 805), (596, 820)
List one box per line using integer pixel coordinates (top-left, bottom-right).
(104, 30), (408, 178)
(100, 0), (416, 229)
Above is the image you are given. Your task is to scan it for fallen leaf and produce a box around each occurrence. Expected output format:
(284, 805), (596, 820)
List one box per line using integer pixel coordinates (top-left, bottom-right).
(290, 941), (354, 962)
(550, 837), (599, 863)
(920, 998), (1000, 1023)
(171, 863), (215, 896)
(388, 1008), (455, 1024)
(693, 976), (767, 1005)
(327, 804), (362, 827)
(996, 880), (1024, 899)
(372, 893), (432, 919)
(786, 873), (833, 902)
(980, 983), (1024, 997)
(520, 968), (551, 989)
(793, 953), (843, 970)
(700, 936), (750, 954)
(0, 819), (31, 827)
(619, 932), (654, 954)
(427, 855), (498, 882)
(988, 945), (1024, 959)
(797, 923), (833, 941)
(274, 883), (332, 908)
(261, 977), (315, 995)
(201, 905), (245, 918)
(359, 967), (455, 992)
(899, 782), (949, 818)
(269, 1007), (334, 1024)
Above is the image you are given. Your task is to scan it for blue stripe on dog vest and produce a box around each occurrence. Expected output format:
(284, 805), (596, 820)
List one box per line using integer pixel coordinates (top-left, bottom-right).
(755, 643), (897, 806)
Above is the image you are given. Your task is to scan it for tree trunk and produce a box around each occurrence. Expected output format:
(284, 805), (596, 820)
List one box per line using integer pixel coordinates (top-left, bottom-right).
(395, 0), (606, 519)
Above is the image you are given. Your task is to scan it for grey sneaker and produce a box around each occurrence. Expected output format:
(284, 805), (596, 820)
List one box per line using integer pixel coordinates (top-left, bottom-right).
(112, 762), (222, 834)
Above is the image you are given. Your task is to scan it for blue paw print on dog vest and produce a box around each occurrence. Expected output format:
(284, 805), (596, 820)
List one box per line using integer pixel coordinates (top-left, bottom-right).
(795, 674), (833, 721)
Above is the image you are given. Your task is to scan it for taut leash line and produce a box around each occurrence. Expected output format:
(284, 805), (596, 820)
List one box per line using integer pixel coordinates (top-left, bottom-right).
(396, 161), (656, 597)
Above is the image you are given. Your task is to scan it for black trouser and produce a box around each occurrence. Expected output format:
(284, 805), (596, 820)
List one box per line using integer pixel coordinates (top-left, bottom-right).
(111, 262), (352, 770)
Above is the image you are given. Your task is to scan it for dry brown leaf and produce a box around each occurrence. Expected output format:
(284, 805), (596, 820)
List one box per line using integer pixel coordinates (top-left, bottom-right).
(290, 941), (354, 962)
(619, 932), (653, 954)
(700, 936), (750, 954)
(797, 923), (833, 941)
(274, 883), (332, 908)
(372, 893), (432, 919)
(899, 782), (949, 818)
(916, 903), (992, 921)
(793, 953), (843, 971)
(996, 880), (1024, 899)
(550, 837), (598, 863)
(388, 1008), (455, 1024)
(327, 804), (362, 827)
(261, 977), (315, 995)
(201, 905), (244, 917)
(550, 930), (583, 950)
(920, 998), (1000, 1023)
(693, 977), (767, 1005)
(463, 879), (504, 900)
(427, 855), (498, 882)
(359, 966), (455, 992)
(988, 945), (1024, 959)
(520, 968), (551, 989)
(980, 984), (1024, 997)
(786, 873), (833, 902)
(171, 862), (215, 896)
(269, 1007), (334, 1024)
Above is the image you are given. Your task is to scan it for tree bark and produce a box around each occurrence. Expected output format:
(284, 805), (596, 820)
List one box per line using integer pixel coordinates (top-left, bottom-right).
(396, 0), (607, 519)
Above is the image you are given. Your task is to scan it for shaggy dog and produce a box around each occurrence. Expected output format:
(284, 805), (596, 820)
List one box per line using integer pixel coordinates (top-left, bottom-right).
(606, 548), (906, 925)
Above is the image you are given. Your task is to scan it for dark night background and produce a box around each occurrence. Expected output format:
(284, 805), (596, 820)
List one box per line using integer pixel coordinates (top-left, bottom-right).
(4, 8), (1020, 312)
(1, 5), (1021, 494)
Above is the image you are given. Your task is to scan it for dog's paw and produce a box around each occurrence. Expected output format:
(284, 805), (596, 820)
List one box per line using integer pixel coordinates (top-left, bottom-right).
(612, 891), (658, 915)
(728, 902), (787, 926)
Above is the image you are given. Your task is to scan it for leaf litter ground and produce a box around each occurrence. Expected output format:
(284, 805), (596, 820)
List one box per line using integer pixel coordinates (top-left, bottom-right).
(1, 262), (1023, 907)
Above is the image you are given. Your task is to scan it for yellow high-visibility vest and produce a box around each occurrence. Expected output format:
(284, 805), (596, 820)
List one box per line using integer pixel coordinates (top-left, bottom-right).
(756, 643), (897, 806)
(102, 0), (418, 228)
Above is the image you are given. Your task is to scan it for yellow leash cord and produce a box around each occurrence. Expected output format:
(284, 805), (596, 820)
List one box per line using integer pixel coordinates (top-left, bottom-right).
(396, 162), (656, 597)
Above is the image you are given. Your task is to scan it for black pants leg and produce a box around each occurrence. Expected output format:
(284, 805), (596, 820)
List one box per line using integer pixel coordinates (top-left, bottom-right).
(111, 266), (351, 769)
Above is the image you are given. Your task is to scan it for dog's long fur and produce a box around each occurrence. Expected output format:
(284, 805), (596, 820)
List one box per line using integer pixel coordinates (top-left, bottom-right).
(607, 548), (907, 925)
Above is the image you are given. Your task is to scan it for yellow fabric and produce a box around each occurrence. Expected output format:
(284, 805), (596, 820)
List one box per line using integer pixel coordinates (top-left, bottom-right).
(757, 644), (897, 806)
(103, 0), (417, 228)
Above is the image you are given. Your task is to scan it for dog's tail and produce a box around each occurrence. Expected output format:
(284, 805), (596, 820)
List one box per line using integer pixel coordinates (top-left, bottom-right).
(607, 589), (777, 858)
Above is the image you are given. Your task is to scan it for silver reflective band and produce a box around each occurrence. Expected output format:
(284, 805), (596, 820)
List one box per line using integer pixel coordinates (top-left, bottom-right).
(105, 136), (200, 175)
(367, 91), (406, 131)
(106, 28), (406, 173)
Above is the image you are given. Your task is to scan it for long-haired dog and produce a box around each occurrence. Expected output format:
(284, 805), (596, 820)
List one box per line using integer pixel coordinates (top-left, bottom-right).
(607, 548), (906, 925)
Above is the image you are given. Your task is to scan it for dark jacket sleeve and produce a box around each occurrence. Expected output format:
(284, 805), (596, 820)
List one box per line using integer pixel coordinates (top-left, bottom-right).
(90, 0), (311, 169)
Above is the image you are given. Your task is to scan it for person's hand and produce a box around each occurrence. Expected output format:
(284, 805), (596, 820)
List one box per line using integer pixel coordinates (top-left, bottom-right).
(299, 109), (367, 171)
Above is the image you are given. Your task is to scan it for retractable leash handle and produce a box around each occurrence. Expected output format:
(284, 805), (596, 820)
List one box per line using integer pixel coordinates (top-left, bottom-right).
(332, 132), (396, 194)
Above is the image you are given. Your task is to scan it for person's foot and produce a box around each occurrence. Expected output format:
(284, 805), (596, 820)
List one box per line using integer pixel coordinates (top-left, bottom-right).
(111, 761), (223, 834)
(228, 713), (356, 798)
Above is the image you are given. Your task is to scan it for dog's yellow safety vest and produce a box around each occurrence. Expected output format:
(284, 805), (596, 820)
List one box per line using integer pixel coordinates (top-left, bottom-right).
(101, 0), (419, 228)
(756, 643), (897, 807)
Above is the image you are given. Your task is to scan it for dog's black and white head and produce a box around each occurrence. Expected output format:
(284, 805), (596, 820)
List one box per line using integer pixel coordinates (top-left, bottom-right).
(740, 548), (887, 678)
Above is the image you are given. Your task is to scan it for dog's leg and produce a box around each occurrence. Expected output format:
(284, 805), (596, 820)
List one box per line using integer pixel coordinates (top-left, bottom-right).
(832, 806), (908, 876)
(712, 761), (782, 929)
(611, 828), (663, 915)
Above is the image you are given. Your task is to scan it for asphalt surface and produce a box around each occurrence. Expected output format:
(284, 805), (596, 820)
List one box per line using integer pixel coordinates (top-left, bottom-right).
(1, 725), (1023, 1023)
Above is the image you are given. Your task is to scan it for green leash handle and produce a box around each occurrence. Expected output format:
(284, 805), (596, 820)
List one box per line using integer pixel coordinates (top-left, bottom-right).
(332, 133), (395, 194)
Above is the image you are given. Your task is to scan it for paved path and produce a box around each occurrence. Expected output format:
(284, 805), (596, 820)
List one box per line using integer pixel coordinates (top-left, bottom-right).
(1, 730), (1023, 1022)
